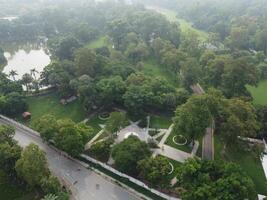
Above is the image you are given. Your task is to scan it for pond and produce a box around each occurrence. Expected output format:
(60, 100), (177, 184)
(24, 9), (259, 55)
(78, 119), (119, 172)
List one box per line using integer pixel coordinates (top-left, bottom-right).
(3, 43), (51, 80)
(0, 16), (18, 21)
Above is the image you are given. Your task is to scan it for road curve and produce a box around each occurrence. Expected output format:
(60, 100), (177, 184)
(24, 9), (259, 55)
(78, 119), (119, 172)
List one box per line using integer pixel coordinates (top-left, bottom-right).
(0, 119), (139, 200)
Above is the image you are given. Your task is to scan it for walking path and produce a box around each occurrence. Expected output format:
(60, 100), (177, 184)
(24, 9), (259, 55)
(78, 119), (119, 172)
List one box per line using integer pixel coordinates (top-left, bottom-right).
(85, 130), (104, 150)
(158, 124), (173, 147)
(154, 145), (192, 163)
(191, 84), (214, 160)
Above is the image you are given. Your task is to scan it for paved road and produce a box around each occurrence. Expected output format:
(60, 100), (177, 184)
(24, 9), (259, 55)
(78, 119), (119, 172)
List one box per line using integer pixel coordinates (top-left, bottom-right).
(0, 120), (139, 200)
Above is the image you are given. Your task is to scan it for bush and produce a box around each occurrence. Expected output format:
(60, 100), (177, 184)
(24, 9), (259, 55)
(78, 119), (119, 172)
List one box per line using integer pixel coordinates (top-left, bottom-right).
(89, 139), (113, 162)
(112, 136), (151, 176)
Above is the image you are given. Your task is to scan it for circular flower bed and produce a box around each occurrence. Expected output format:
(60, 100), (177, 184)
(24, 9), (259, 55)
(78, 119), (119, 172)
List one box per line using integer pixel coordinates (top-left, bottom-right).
(173, 135), (187, 146)
(98, 112), (110, 120)
(168, 162), (174, 175)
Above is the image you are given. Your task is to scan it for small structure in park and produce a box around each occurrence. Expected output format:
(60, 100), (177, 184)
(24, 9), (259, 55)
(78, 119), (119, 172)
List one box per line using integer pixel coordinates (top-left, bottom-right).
(22, 112), (31, 120)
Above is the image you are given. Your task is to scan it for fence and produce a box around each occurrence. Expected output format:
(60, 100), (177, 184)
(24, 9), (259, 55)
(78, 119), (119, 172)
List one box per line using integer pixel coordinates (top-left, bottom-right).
(0, 114), (180, 200)
(81, 154), (180, 200)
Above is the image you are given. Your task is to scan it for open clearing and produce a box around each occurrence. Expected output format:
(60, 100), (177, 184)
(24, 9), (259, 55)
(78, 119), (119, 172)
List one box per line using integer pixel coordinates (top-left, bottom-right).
(146, 5), (209, 41)
(25, 92), (86, 125)
(247, 80), (267, 105)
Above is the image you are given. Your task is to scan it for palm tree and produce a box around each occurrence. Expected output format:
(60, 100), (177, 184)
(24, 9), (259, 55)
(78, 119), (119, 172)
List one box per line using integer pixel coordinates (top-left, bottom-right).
(21, 73), (33, 92)
(9, 70), (18, 81)
(30, 68), (38, 80)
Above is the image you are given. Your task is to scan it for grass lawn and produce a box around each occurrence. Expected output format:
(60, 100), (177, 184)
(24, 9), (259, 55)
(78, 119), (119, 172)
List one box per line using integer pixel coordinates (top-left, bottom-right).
(86, 36), (108, 49)
(86, 115), (106, 136)
(25, 92), (86, 126)
(146, 6), (208, 42)
(0, 170), (39, 200)
(165, 131), (192, 153)
(214, 135), (267, 195)
(149, 115), (172, 129)
(157, 155), (181, 181)
(142, 59), (179, 87)
(247, 80), (267, 105)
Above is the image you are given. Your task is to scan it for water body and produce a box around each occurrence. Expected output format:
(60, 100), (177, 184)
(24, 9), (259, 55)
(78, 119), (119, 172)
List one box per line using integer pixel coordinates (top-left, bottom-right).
(3, 43), (51, 80)
(0, 16), (18, 21)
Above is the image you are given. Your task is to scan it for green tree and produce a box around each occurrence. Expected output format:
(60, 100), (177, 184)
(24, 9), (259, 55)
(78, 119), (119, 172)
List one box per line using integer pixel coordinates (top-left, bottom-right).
(96, 76), (126, 105)
(15, 143), (49, 187)
(41, 175), (61, 195)
(105, 112), (127, 135)
(180, 58), (201, 89)
(221, 98), (260, 146)
(9, 70), (18, 81)
(55, 119), (92, 156)
(89, 139), (113, 162)
(221, 57), (260, 97)
(112, 136), (151, 175)
(138, 156), (170, 187)
(0, 125), (22, 176)
(226, 27), (249, 50)
(74, 48), (97, 77)
(21, 73), (33, 92)
(177, 158), (256, 200)
(173, 95), (212, 143)
(34, 114), (58, 142)
(255, 29), (267, 53)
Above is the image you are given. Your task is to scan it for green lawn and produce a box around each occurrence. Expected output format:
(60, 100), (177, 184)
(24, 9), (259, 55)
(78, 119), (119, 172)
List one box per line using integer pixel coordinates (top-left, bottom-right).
(165, 130), (192, 153)
(142, 60), (179, 87)
(86, 36), (108, 49)
(149, 115), (172, 129)
(86, 115), (106, 136)
(25, 92), (86, 126)
(214, 135), (267, 195)
(157, 155), (182, 181)
(247, 80), (267, 105)
(146, 6), (209, 42)
(0, 170), (39, 200)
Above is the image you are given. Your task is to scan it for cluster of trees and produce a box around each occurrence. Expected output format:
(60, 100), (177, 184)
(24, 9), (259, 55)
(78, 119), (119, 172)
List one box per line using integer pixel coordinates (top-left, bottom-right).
(173, 88), (260, 147)
(201, 50), (264, 98)
(0, 124), (69, 200)
(173, 0), (267, 52)
(0, 72), (27, 116)
(34, 114), (93, 156)
(111, 135), (171, 188)
(175, 158), (256, 200)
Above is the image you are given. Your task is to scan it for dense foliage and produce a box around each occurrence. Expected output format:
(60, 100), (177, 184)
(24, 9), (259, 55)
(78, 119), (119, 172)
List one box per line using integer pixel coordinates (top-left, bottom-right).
(0, 124), (68, 199)
(34, 114), (93, 156)
(112, 136), (151, 176)
(176, 158), (257, 200)
(0, 73), (27, 116)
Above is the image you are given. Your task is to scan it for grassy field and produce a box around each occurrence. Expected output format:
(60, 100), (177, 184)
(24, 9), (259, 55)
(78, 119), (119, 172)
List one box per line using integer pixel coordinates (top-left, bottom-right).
(25, 92), (86, 126)
(149, 115), (172, 129)
(0, 170), (38, 200)
(214, 135), (267, 195)
(146, 6), (209, 41)
(86, 36), (108, 49)
(143, 60), (179, 87)
(157, 155), (182, 181)
(247, 80), (267, 105)
(165, 131), (192, 153)
(86, 115), (106, 136)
